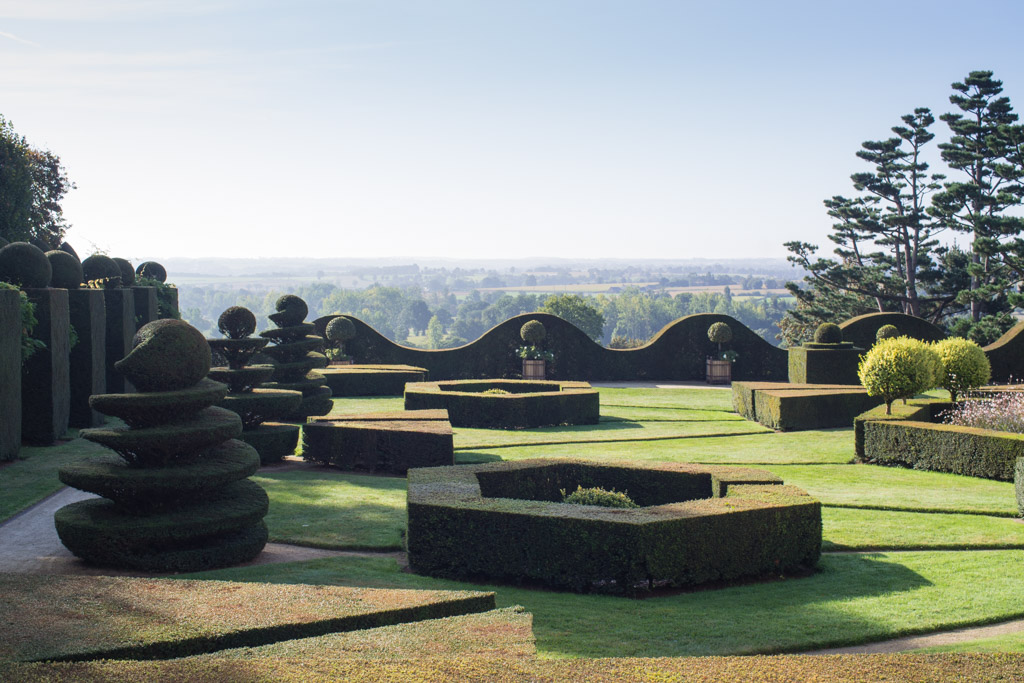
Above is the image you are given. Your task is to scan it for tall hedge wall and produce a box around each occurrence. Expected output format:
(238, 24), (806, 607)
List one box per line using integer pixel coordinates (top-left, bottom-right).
(983, 323), (1024, 384)
(839, 312), (947, 351)
(337, 313), (788, 382)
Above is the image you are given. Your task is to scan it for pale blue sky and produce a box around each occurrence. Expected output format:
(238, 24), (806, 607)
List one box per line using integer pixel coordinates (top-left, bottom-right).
(2, 1), (1023, 261)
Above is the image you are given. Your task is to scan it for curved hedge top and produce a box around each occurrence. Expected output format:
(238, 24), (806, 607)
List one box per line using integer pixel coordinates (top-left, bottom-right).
(983, 322), (1024, 384)
(340, 312), (788, 382)
(839, 312), (946, 350)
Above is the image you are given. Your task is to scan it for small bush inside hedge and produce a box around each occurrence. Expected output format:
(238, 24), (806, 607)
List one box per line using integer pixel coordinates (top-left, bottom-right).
(561, 485), (638, 508)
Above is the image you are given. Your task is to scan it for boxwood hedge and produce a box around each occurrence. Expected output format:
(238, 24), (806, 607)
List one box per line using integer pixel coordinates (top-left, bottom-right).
(407, 459), (821, 593)
(752, 389), (882, 431)
(319, 364), (428, 397)
(404, 380), (599, 429)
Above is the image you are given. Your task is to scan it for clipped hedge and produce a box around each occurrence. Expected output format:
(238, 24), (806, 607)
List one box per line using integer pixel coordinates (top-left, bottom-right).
(839, 312), (947, 350)
(320, 364), (428, 397)
(404, 380), (599, 429)
(343, 312), (789, 382)
(731, 382), (862, 422)
(407, 459), (821, 593)
(1016, 457), (1024, 517)
(787, 345), (863, 385)
(861, 420), (1024, 481)
(752, 389), (883, 431)
(983, 323), (1024, 384)
(852, 400), (952, 460)
(302, 411), (454, 474)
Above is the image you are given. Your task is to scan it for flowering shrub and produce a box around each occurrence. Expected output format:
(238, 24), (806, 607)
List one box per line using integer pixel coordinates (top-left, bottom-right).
(942, 392), (1024, 434)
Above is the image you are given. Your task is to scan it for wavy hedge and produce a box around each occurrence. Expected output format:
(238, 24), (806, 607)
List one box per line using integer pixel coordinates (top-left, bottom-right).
(839, 312), (947, 350)
(338, 312), (788, 382)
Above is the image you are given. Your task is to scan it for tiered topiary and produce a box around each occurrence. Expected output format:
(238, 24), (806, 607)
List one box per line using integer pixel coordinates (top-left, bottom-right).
(258, 295), (333, 421)
(54, 319), (269, 572)
(208, 306), (303, 465)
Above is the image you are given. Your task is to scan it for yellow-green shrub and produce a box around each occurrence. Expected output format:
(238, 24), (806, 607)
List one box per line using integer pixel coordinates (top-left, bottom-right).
(934, 337), (991, 401)
(858, 337), (939, 414)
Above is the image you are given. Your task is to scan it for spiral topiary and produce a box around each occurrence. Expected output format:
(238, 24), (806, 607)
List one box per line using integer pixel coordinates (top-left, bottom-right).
(81, 254), (122, 286)
(707, 322), (733, 344)
(219, 306), (258, 340)
(208, 306), (303, 464)
(876, 324), (899, 342)
(813, 322), (844, 344)
(115, 319), (211, 392)
(933, 337), (991, 402)
(112, 258), (135, 287)
(136, 261), (167, 283)
(0, 242), (53, 289)
(46, 250), (83, 289)
(54, 319), (269, 571)
(521, 320), (546, 346)
(259, 295), (332, 421)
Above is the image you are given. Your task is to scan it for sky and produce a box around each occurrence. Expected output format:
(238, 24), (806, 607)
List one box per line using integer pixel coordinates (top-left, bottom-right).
(3, 0), (1024, 263)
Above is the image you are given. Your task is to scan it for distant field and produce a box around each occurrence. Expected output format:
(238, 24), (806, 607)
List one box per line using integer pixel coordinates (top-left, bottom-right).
(471, 282), (793, 297)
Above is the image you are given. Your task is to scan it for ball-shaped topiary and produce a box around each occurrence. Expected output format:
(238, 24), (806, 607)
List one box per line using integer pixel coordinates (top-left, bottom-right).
(876, 324), (899, 342)
(59, 241), (79, 260)
(218, 306), (258, 340)
(46, 250), (83, 289)
(112, 258), (135, 287)
(82, 254), (122, 284)
(933, 337), (991, 402)
(858, 337), (940, 414)
(136, 261), (167, 283)
(271, 294), (309, 327)
(707, 321), (733, 344)
(325, 315), (356, 342)
(521, 320), (546, 346)
(0, 242), (52, 288)
(115, 319), (212, 392)
(813, 322), (844, 344)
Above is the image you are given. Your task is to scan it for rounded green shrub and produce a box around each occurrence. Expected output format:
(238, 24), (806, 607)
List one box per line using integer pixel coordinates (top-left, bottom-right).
(81, 254), (121, 285)
(934, 337), (991, 401)
(135, 261), (167, 283)
(270, 294), (309, 327)
(46, 250), (83, 289)
(814, 322), (844, 344)
(112, 257), (135, 286)
(218, 306), (257, 339)
(0, 242), (52, 288)
(858, 337), (940, 414)
(59, 241), (79, 260)
(326, 315), (356, 342)
(707, 321), (733, 344)
(561, 485), (638, 509)
(521, 320), (546, 345)
(115, 319), (212, 392)
(876, 324), (899, 342)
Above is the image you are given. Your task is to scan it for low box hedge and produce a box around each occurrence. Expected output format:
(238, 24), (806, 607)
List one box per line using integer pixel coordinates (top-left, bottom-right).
(861, 419), (1024, 481)
(302, 411), (454, 474)
(731, 382), (865, 422)
(852, 400), (953, 459)
(404, 380), (599, 429)
(320, 364), (428, 397)
(407, 459), (821, 593)
(753, 389), (882, 431)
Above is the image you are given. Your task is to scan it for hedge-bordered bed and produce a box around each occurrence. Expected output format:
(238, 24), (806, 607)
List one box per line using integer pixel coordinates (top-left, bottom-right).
(403, 380), (599, 428)
(407, 459), (821, 593)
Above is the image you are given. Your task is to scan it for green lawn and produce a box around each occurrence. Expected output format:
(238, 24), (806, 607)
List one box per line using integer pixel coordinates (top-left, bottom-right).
(0, 436), (108, 522)
(822, 508), (1024, 550)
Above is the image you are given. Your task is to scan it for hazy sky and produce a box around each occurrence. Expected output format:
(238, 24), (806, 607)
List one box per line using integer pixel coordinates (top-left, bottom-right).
(3, 1), (1024, 262)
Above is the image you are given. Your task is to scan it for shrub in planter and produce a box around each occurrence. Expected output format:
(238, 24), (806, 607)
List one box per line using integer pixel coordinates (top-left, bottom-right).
(858, 337), (940, 414)
(934, 337), (991, 401)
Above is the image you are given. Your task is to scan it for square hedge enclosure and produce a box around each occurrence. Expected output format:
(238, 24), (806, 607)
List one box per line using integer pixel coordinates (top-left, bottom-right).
(403, 380), (599, 429)
(407, 459), (822, 593)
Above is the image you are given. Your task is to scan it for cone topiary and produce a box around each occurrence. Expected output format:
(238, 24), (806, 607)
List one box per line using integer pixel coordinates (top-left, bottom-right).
(136, 261), (167, 283)
(54, 319), (269, 571)
(112, 257), (135, 287)
(208, 306), (302, 464)
(259, 295), (333, 421)
(46, 250), (83, 289)
(0, 242), (52, 288)
(813, 323), (844, 344)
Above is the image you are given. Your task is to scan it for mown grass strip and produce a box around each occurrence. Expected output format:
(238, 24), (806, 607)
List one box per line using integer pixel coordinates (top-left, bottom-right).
(822, 507), (1024, 550)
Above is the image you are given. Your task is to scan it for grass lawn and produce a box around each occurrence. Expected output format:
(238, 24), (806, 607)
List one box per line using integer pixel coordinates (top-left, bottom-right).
(918, 630), (1024, 654)
(0, 436), (108, 522)
(822, 508), (1024, 550)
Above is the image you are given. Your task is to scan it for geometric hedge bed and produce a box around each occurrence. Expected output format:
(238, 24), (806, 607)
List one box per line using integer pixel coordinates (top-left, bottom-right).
(404, 380), (600, 429)
(407, 459), (821, 594)
(733, 381), (883, 431)
(319, 364), (429, 397)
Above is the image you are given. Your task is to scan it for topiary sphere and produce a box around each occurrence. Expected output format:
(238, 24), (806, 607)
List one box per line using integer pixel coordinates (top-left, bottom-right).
(46, 250), (83, 289)
(112, 257), (135, 287)
(136, 261), (167, 283)
(326, 316), (356, 342)
(933, 337), (991, 402)
(59, 242), (79, 260)
(82, 254), (122, 284)
(0, 242), (53, 288)
(271, 294), (308, 326)
(876, 324), (899, 342)
(521, 320), (546, 345)
(30, 236), (54, 252)
(813, 322), (844, 344)
(707, 321), (733, 344)
(218, 306), (257, 340)
(114, 319), (212, 392)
